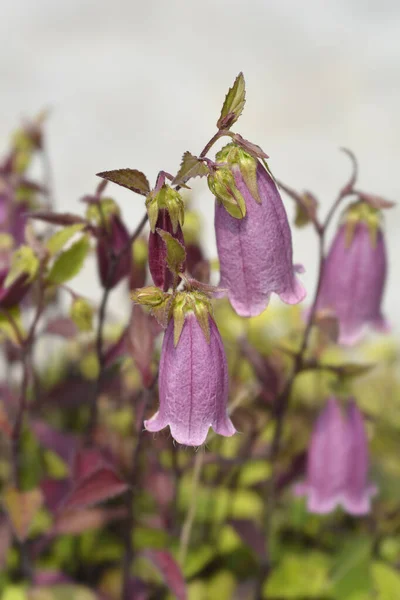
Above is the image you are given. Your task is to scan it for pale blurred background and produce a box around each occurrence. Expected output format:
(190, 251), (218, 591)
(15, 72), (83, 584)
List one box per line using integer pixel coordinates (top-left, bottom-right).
(1, 0), (399, 333)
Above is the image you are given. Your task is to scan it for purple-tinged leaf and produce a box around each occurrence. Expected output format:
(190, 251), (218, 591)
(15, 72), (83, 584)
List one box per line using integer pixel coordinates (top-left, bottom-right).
(217, 72), (246, 130)
(356, 190), (396, 210)
(60, 467), (128, 512)
(33, 570), (72, 586)
(44, 316), (78, 338)
(29, 211), (88, 226)
(232, 134), (269, 159)
(127, 304), (157, 388)
(144, 550), (187, 600)
(229, 519), (266, 558)
(54, 506), (127, 535)
(0, 516), (11, 568)
(172, 152), (210, 186)
(96, 168), (150, 196)
(31, 420), (78, 463)
(41, 478), (70, 512)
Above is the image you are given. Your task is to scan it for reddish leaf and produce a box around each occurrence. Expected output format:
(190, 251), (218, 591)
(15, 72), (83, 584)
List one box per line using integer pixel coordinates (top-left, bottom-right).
(31, 420), (78, 463)
(357, 190), (396, 210)
(33, 570), (72, 586)
(144, 550), (187, 600)
(41, 478), (70, 512)
(30, 211), (88, 226)
(61, 465), (128, 512)
(233, 133), (269, 159)
(127, 304), (157, 387)
(71, 448), (111, 481)
(96, 168), (150, 196)
(54, 506), (126, 535)
(0, 516), (11, 568)
(45, 317), (78, 338)
(229, 519), (266, 558)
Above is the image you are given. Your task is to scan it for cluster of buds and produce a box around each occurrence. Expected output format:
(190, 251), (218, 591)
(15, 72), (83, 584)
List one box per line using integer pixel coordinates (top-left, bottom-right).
(316, 201), (388, 345)
(294, 397), (376, 515)
(210, 143), (306, 317)
(145, 178), (185, 291)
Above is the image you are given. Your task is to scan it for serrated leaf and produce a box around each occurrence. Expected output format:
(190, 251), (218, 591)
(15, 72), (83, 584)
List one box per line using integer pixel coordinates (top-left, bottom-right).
(3, 487), (43, 542)
(46, 224), (85, 255)
(156, 229), (186, 276)
(172, 152), (210, 186)
(217, 72), (246, 130)
(97, 168), (150, 196)
(47, 236), (90, 285)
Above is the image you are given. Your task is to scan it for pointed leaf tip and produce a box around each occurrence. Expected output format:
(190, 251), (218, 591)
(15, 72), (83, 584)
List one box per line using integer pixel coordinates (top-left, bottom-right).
(156, 229), (186, 276)
(97, 169), (150, 196)
(217, 72), (246, 130)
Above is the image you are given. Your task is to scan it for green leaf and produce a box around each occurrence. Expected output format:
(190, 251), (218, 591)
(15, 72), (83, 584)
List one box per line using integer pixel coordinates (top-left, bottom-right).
(264, 551), (331, 598)
(96, 168), (150, 196)
(46, 224), (85, 256)
(372, 562), (400, 599)
(172, 152), (210, 186)
(156, 229), (186, 276)
(217, 72), (246, 130)
(330, 535), (372, 599)
(4, 246), (39, 287)
(47, 236), (90, 285)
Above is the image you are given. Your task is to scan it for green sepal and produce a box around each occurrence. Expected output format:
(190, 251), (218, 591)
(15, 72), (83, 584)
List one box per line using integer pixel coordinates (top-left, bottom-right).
(4, 245), (40, 288)
(131, 286), (173, 329)
(208, 167), (246, 219)
(146, 185), (185, 233)
(171, 290), (213, 346)
(217, 142), (260, 204)
(156, 229), (186, 276)
(85, 198), (119, 226)
(145, 193), (159, 233)
(343, 201), (382, 248)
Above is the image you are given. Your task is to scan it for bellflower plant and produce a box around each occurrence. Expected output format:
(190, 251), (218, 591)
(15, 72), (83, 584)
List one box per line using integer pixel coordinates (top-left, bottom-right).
(0, 74), (397, 600)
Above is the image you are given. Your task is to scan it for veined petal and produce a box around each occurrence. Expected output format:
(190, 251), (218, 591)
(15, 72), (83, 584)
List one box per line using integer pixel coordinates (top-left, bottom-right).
(144, 313), (235, 446)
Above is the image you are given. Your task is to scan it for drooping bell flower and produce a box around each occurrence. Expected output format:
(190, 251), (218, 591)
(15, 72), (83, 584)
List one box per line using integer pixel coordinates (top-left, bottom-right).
(92, 200), (131, 289)
(294, 397), (376, 515)
(210, 144), (305, 317)
(144, 290), (236, 446)
(316, 202), (388, 345)
(146, 183), (185, 291)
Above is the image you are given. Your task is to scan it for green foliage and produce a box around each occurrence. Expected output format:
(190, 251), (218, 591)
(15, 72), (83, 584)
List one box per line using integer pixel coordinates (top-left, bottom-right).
(47, 235), (90, 285)
(217, 72), (246, 130)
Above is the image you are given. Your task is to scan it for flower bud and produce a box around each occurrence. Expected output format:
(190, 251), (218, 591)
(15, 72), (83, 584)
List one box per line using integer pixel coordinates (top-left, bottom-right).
(96, 212), (131, 289)
(148, 209), (185, 291)
(213, 144), (305, 317)
(294, 397), (376, 515)
(144, 292), (235, 445)
(316, 202), (388, 345)
(0, 268), (30, 308)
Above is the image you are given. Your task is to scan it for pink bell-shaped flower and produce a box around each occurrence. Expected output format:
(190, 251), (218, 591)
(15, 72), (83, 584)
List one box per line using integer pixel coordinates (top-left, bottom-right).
(294, 397), (376, 515)
(316, 202), (388, 345)
(211, 144), (305, 317)
(144, 292), (235, 446)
